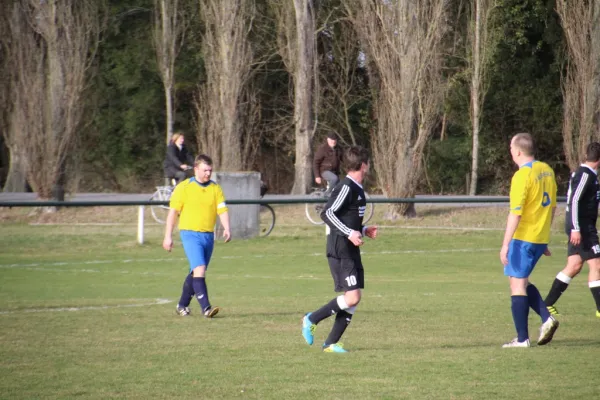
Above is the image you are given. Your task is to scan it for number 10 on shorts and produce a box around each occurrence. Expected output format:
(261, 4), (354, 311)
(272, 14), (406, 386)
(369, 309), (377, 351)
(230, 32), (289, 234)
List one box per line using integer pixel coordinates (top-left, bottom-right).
(345, 275), (357, 286)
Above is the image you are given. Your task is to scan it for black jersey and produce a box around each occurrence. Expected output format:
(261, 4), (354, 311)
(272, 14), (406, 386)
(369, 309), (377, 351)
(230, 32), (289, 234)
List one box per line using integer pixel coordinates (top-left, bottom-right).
(320, 176), (367, 258)
(565, 165), (600, 234)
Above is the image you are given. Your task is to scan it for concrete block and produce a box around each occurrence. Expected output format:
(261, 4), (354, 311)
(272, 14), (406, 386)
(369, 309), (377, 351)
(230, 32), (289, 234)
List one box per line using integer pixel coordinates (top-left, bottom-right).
(213, 171), (261, 239)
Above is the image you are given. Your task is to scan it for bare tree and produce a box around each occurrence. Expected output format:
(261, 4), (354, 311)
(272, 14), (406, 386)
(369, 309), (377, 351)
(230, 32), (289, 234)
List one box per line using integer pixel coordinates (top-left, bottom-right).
(3, 1), (103, 200)
(557, 0), (600, 169)
(1, 3), (38, 193)
(0, 2), (13, 190)
(467, 0), (496, 195)
(272, 0), (318, 194)
(153, 0), (188, 145)
(195, 0), (255, 171)
(347, 0), (449, 218)
(317, 18), (370, 147)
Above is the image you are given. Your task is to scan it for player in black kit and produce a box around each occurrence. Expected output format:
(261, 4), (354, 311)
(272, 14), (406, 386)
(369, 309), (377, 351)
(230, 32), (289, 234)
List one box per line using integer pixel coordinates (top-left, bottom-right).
(544, 142), (600, 318)
(301, 146), (377, 353)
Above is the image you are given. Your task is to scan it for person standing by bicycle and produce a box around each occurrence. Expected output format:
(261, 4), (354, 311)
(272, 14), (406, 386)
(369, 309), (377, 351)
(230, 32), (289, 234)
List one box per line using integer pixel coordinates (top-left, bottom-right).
(313, 132), (343, 196)
(164, 132), (194, 184)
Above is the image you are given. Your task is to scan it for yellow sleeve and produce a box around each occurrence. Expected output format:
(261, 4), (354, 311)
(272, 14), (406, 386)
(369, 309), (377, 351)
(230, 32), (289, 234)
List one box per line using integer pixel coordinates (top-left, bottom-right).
(509, 170), (527, 216)
(169, 184), (185, 212)
(215, 185), (228, 215)
(550, 170), (557, 208)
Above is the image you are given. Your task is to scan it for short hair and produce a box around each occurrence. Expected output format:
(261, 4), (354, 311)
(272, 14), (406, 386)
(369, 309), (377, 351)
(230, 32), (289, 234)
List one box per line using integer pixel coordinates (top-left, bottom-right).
(512, 133), (535, 156)
(194, 154), (213, 167)
(344, 146), (370, 172)
(171, 132), (184, 143)
(585, 142), (600, 162)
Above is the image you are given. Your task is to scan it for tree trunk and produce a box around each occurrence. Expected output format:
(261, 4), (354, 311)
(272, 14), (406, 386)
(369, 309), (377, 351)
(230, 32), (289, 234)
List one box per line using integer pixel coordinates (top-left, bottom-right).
(290, 0), (316, 195)
(349, 1), (448, 217)
(164, 83), (174, 145)
(469, 0), (483, 196)
(2, 146), (28, 192)
(195, 0), (254, 171)
(558, 0), (600, 169)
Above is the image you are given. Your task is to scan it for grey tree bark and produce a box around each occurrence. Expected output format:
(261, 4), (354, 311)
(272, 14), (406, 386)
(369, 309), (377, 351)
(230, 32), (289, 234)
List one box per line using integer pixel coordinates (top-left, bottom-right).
(557, 0), (600, 169)
(195, 0), (255, 171)
(290, 0), (318, 194)
(154, 0), (187, 146)
(348, 0), (449, 218)
(3, 1), (103, 200)
(468, 0), (495, 195)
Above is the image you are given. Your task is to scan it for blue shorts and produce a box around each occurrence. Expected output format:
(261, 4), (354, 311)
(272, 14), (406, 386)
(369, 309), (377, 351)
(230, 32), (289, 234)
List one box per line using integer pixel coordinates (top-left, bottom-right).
(504, 239), (547, 278)
(180, 230), (215, 272)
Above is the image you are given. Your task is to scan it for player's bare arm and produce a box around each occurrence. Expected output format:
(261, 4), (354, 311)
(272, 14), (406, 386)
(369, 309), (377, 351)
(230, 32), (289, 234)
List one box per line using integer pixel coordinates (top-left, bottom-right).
(365, 226), (377, 239)
(219, 211), (231, 242)
(162, 209), (178, 252)
(348, 230), (363, 246)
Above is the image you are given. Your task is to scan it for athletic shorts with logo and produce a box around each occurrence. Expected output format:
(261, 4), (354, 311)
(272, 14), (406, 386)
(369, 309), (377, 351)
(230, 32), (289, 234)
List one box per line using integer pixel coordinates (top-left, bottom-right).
(326, 233), (364, 292)
(504, 239), (547, 279)
(567, 227), (600, 261)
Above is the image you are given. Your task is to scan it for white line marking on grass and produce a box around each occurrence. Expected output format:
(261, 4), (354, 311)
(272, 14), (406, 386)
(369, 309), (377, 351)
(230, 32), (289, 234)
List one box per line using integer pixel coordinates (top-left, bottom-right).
(0, 248), (497, 271)
(377, 225), (503, 231)
(0, 298), (173, 315)
(0, 258), (184, 269)
(29, 223), (130, 226)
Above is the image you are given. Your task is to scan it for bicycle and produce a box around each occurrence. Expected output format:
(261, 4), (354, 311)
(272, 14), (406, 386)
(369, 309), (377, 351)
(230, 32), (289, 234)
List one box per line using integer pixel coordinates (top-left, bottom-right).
(258, 203), (276, 237)
(150, 179), (276, 238)
(149, 182), (174, 224)
(304, 184), (374, 225)
(149, 168), (193, 224)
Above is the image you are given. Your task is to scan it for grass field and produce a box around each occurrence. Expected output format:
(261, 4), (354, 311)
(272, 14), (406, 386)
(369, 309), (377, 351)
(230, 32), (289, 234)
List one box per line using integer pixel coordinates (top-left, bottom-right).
(1, 204), (598, 399)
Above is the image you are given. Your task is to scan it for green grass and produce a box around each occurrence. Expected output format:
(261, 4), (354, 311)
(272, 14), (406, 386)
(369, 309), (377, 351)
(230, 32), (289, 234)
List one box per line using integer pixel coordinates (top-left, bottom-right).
(0, 205), (598, 399)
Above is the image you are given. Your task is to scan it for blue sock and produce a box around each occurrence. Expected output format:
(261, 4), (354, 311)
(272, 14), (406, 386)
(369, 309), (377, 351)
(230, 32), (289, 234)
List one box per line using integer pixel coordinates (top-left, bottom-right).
(192, 277), (210, 312)
(511, 295), (529, 342)
(527, 283), (551, 322)
(178, 273), (194, 308)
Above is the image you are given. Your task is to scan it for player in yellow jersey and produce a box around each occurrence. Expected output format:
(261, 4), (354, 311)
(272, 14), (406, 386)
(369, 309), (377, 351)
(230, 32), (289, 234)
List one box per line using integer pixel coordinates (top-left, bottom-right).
(163, 154), (231, 318)
(500, 133), (559, 348)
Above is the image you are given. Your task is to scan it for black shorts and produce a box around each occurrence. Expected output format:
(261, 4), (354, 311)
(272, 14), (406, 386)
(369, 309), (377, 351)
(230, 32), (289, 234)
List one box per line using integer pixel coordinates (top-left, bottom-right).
(328, 256), (364, 292)
(567, 230), (600, 261)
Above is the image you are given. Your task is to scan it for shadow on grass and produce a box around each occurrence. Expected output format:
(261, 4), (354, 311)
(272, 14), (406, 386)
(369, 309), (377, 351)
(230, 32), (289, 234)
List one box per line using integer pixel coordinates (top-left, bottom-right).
(546, 339), (600, 347)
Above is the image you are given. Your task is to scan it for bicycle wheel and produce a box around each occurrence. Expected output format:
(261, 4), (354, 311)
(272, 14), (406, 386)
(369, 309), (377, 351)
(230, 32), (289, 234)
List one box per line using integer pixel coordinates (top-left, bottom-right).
(150, 187), (172, 224)
(259, 204), (276, 237)
(362, 191), (375, 224)
(305, 190), (326, 225)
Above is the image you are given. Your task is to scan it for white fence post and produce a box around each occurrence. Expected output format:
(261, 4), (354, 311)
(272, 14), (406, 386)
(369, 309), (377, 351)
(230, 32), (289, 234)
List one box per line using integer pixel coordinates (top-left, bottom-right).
(137, 206), (144, 244)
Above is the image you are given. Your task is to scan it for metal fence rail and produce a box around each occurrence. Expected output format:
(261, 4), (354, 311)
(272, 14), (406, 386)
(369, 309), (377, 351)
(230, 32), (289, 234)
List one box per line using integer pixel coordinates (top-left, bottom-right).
(0, 196), (568, 244)
(0, 196), (569, 208)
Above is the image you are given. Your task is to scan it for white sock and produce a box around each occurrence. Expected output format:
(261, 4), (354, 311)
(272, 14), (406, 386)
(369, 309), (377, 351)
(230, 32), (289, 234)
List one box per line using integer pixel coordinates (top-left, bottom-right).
(557, 272), (572, 284)
(336, 295), (349, 310)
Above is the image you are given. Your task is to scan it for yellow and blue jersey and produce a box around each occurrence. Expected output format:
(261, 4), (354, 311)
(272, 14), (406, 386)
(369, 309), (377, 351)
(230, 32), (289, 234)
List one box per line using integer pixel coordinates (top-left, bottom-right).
(509, 160), (557, 244)
(169, 178), (228, 232)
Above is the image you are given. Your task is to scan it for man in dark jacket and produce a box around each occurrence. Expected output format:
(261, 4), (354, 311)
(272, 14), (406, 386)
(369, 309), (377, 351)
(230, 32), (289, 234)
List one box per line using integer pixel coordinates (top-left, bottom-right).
(164, 132), (195, 184)
(313, 132), (343, 195)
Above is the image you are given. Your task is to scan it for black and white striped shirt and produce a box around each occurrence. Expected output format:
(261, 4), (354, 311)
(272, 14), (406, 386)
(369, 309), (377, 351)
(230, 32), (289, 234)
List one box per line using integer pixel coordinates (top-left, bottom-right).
(565, 164), (600, 234)
(321, 176), (367, 258)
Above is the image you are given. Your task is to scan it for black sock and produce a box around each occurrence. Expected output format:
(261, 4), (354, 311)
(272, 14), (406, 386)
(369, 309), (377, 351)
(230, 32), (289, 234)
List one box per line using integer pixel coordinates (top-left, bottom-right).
(310, 298), (342, 325)
(544, 278), (570, 306)
(324, 310), (353, 346)
(192, 277), (210, 312)
(178, 273), (194, 308)
(589, 282), (600, 311)
(527, 283), (550, 321)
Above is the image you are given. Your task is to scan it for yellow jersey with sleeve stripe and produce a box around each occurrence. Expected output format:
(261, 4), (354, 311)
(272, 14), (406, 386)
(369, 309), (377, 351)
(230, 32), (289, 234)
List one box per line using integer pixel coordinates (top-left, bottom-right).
(509, 160), (557, 244)
(169, 178), (228, 232)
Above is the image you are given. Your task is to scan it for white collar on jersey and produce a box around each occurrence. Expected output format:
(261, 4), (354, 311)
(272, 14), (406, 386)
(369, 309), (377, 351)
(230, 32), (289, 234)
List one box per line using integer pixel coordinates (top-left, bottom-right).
(345, 174), (363, 189)
(580, 164), (598, 176)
